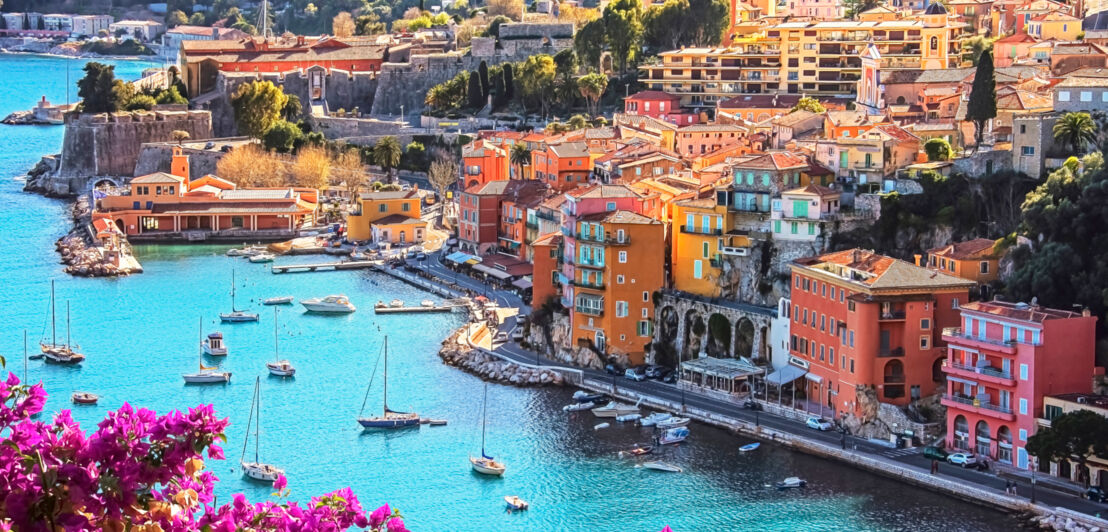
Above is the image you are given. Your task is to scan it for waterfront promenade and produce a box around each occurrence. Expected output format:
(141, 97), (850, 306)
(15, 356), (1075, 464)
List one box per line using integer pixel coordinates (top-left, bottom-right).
(409, 247), (1108, 523)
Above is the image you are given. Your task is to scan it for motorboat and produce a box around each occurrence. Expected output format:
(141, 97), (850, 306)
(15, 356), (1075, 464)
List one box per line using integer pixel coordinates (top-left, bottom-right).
(658, 427), (690, 445)
(390, 299), (404, 308)
(43, 346), (85, 365)
(591, 401), (640, 418)
(656, 417), (691, 430)
(642, 461), (683, 473)
(619, 445), (653, 457)
(350, 249), (369, 261)
(263, 296), (294, 305)
(248, 253), (275, 263)
(470, 383), (506, 476)
(563, 401), (594, 412)
(573, 390), (607, 403)
(639, 412), (672, 427)
(775, 477), (807, 490)
(357, 337), (421, 429)
(71, 392), (98, 405)
(202, 332), (228, 356)
(227, 245), (264, 257)
(183, 318), (232, 384)
(740, 442), (761, 453)
(504, 496), (529, 511)
(241, 377), (285, 484)
(265, 307), (296, 377)
(421, 300), (435, 307)
(616, 413), (642, 423)
(302, 295), (356, 313)
(594, 423), (610, 430)
(40, 282), (85, 365)
(220, 271), (259, 322)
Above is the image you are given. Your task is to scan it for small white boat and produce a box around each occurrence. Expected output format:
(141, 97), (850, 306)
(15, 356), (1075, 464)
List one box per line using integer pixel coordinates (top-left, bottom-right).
(184, 318), (232, 384)
(202, 332), (228, 356)
(642, 461), (683, 473)
(227, 246), (264, 257)
(656, 417), (691, 429)
(421, 299), (435, 307)
(658, 427), (689, 445)
(740, 442), (761, 452)
(616, 413), (642, 422)
(220, 271), (259, 322)
(775, 477), (807, 490)
(263, 296), (294, 305)
(504, 496), (529, 511)
(71, 392), (99, 405)
(563, 401), (595, 412)
(350, 249), (369, 261)
(594, 422), (610, 430)
(248, 253), (275, 263)
(591, 401), (639, 418)
(301, 295), (356, 313)
(471, 383), (506, 475)
(241, 376), (284, 483)
(242, 461), (284, 482)
(640, 412), (672, 427)
(266, 307), (295, 377)
(389, 299), (403, 308)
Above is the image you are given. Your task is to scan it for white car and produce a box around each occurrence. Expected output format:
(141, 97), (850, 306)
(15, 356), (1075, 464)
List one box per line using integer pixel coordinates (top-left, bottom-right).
(493, 331), (509, 344)
(511, 328), (525, 342)
(947, 452), (979, 467)
(806, 417), (833, 431)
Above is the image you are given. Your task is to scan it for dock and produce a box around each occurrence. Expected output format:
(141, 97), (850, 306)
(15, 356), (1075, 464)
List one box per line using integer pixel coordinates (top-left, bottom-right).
(271, 260), (380, 274)
(374, 299), (468, 314)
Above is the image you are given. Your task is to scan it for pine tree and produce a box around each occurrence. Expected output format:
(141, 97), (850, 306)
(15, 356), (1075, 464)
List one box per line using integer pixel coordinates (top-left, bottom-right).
(966, 50), (997, 149)
(467, 70), (484, 109)
(478, 61), (490, 99)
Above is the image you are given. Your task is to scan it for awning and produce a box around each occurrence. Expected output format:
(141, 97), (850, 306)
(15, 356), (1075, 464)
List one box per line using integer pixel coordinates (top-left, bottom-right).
(473, 263), (513, 280)
(446, 251), (480, 265)
(804, 373), (823, 384)
(765, 364), (807, 386)
(512, 278), (532, 290)
(680, 356), (763, 380)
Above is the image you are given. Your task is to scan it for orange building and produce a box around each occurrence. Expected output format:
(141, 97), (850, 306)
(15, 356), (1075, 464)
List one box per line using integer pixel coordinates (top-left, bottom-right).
(915, 238), (1002, 285)
(346, 189), (425, 243)
(531, 233), (563, 307)
(94, 147), (318, 239)
(570, 210), (665, 363)
(675, 124), (747, 156)
(462, 139), (510, 189)
(532, 142), (596, 193)
(789, 249), (974, 417)
(824, 110), (887, 139)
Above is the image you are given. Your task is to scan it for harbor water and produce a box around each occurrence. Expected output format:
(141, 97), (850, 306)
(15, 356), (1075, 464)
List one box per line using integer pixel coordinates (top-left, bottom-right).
(0, 53), (1020, 531)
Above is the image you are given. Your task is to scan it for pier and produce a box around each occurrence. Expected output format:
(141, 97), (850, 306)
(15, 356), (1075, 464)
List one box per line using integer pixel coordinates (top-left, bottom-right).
(374, 299), (469, 314)
(271, 260), (380, 274)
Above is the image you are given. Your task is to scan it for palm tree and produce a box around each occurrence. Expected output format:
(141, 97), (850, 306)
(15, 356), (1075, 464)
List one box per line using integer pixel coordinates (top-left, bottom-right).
(1053, 112), (1098, 155)
(509, 143), (531, 180)
(372, 136), (402, 183)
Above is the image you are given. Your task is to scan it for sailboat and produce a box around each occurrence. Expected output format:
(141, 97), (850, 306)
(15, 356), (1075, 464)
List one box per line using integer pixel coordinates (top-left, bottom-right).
(470, 383), (506, 476)
(265, 307), (296, 377)
(220, 270), (259, 322)
(183, 318), (231, 384)
(357, 337), (420, 429)
(40, 281), (85, 364)
(241, 376), (284, 483)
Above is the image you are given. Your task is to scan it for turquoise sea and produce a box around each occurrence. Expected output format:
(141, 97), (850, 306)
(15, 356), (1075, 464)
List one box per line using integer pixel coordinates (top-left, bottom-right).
(0, 53), (1018, 531)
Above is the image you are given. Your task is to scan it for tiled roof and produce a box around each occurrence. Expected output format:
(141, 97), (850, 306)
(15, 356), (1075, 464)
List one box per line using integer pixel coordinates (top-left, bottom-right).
(549, 141), (590, 158)
(881, 70), (925, 84)
(568, 184), (643, 199)
(677, 124), (746, 133)
(627, 90), (682, 101)
(373, 214), (424, 225)
(221, 189), (292, 200)
(717, 94), (802, 109)
(360, 189), (419, 200)
(997, 90), (1052, 110)
(996, 32), (1038, 44)
(532, 233), (562, 246)
(915, 68), (975, 84)
(825, 110), (874, 127)
(872, 123), (921, 143)
(132, 172), (184, 184)
(463, 139), (505, 157)
(579, 210), (659, 224)
(926, 238), (999, 260)
(150, 202), (307, 215)
(783, 184), (839, 197)
(730, 151), (809, 171)
(795, 248), (974, 291)
(958, 300), (1086, 322)
(1056, 76), (1108, 87)
(773, 110), (820, 128)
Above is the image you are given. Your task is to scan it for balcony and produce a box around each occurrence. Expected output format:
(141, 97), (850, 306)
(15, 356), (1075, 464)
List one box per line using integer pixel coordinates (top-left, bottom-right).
(883, 374), (906, 383)
(525, 220), (538, 229)
(680, 225), (723, 236)
(576, 259), (606, 270)
(941, 394), (1016, 421)
(604, 234), (632, 246)
(944, 360), (1016, 386)
(877, 346), (904, 358)
(879, 311), (906, 321)
(572, 279), (606, 291)
(942, 328), (1019, 354)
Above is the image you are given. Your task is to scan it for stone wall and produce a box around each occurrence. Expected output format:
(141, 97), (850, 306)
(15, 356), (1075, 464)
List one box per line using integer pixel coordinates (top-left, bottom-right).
(311, 116), (406, 138)
(952, 148), (1014, 178)
(132, 139), (246, 177)
(57, 110), (212, 178)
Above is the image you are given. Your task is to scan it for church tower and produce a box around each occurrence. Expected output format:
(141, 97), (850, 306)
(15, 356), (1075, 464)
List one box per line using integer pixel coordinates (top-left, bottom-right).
(920, 2), (951, 70)
(856, 42), (884, 114)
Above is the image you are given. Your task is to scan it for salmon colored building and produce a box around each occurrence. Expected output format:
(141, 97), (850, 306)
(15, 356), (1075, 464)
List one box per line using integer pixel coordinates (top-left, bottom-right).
(915, 238), (1002, 285)
(789, 249), (974, 417)
(570, 210), (665, 364)
(532, 142), (596, 193)
(94, 147), (318, 239)
(461, 139), (510, 189)
(531, 233), (563, 307)
(942, 301), (1096, 469)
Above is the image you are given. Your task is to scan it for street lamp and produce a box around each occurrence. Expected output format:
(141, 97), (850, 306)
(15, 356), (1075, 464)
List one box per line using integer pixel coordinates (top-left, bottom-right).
(1031, 458), (1038, 504)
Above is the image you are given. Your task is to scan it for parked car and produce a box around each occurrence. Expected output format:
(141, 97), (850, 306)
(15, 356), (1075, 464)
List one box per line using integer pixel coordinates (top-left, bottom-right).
(922, 446), (949, 461)
(517, 314), (529, 325)
(806, 417), (833, 431)
(624, 367), (647, 381)
(605, 363), (623, 375)
(946, 452), (979, 468)
(743, 399), (763, 411)
(511, 328), (524, 342)
(1086, 487), (1108, 503)
(416, 252), (427, 260)
(644, 365), (667, 379)
(493, 331), (508, 344)
(406, 249), (417, 259)
(662, 371), (678, 384)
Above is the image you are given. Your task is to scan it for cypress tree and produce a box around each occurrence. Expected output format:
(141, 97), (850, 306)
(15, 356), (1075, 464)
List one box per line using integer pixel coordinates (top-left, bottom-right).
(503, 64), (514, 102)
(492, 68), (506, 107)
(467, 71), (484, 109)
(966, 50), (997, 149)
(478, 60), (490, 99)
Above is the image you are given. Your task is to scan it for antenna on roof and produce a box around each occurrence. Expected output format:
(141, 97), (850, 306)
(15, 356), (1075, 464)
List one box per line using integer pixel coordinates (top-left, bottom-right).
(259, 0), (272, 40)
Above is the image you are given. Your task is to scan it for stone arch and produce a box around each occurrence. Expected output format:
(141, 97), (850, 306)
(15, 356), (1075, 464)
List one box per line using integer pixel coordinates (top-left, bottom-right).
(658, 305), (679, 342)
(466, 179), (479, 188)
(91, 177), (119, 189)
(684, 309), (705, 358)
(733, 317), (755, 358)
(931, 357), (945, 382)
(953, 414), (969, 449)
(883, 359), (905, 399)
(706, 313), (731, 358)
(975, 420), (991, 456)
(896, 95), (906, 105)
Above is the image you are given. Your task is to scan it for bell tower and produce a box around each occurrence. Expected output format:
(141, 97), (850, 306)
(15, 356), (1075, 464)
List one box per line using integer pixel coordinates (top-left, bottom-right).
(856, 41), (884, 114)
(920, 2), (951, 69)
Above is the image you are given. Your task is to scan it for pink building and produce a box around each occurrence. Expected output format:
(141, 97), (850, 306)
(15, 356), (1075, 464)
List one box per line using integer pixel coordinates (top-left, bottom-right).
(624, 91), (700, 125)
(941, 300), (1097, 469)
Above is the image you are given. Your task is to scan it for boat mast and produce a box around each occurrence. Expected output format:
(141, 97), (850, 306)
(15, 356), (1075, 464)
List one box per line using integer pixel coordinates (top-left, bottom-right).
(66, 301), (71, 349)
(382, 336), (388, 415)
(240, 377), (258, 465)
(23, 330), (28, 383)
(198, 316), (203, 370)
(255, 377), (261, 463)
(481, 382), (488, 458)
(231, 271), (236, 312)
(50, 280), (56, 347)
(274, 307), (279, 362)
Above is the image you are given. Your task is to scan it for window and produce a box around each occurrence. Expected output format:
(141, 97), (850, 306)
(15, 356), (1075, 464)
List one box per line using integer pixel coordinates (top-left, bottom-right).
(616, 301), (628, 317)
(930, 36), (938, 50)
(803, 278), (810, 291)
(951, 298), (960, 309)
(1019, 429), (1027, 442)
(840, 291), (845, 303)
(920, 318), (931, 330)
(820, 315), (825, 331)
(618, 251), (627, 263)
(616, 274), (624, 284)
(1081, 91), (1093, 102)
(637, 320), (653, 336)
(379, 204), (387, 212)
(829, 348), (835, 365)
(702, 242), (710, 258)
(1019, 363), (1028, 380)
(693, 260), (702, 279)
(979, 261), (989, 274)
(821, 283), (826, 297)
(803, 309), (808, 325)
(1058, 90), (1070, 102)
(642, 308), (648, 318)
(848, 300), (856, 311)
(795, 276), (801, 288)
(1019, 398), (1028, 415)
(820, 345), (825, 361)
(606, 202), (616, 211)
(849, 330), (855, 347)
(920, 336), (930, 349)
(850, 359), (855, 373)
(402, 203), (410, 212)
(1020, 124), (1026, 134)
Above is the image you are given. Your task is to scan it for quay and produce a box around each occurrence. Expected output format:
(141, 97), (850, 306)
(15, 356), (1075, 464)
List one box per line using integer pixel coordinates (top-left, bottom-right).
(373, 301), (467, 314)
(271, 260), (380, 274)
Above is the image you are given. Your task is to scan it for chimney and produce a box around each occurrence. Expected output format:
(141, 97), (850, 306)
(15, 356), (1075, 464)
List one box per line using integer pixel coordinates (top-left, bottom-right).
(211, 27), (219, 39)
(852, 249), (861, 264)
(171, 146), (190, 187)
(1083, 307), (1091, 317)
(297, 35), (305, 46)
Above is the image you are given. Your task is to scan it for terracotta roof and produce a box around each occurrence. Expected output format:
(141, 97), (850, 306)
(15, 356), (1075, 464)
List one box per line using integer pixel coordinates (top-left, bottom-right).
(373, 214), (424, 225)
(532, 233), (562, 246)
(132, 172), (185, 184)
(717, 94), (802, 109)
(926, 238), (999, 260)
(872, 123), (921, 143)
(567, 184), (643, 199)
(773, 110), (821, 128)
(677, 124), (746, 133)
(463, 139), (505, 158)
(825, 110), (874, 127)
(794, 248), (974, 291)
(996, 90), (1052, 111)
(150, 202), (307, 215)
(996, 32), (1038, 43)
(579, 209), (659, 224)
(549, 141), (590, 158)
(539, 194), (567, 210)
(958, 300), (1087, 322)
(730, 151), (810, 171)
(627, 90), (682, 101)
(359, 189), (419, 200)
(783, 184), (840, 197)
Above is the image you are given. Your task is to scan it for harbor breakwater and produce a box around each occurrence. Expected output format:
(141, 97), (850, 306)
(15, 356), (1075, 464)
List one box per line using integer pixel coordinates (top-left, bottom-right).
(438, 327), (565, 387)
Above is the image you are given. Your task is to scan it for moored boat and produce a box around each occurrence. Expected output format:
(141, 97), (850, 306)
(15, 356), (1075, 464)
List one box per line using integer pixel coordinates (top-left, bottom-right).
(594, 422), (610, 430)
(642, 461), (683, 473)
(302, 295), (356, 313)
(202, 332), (228, 356)
(248, 252), (275, 263)
(389, 299), (403, 308)
(220, 271), (259, 322)
(504, 496), (529, 511)
(421, 299), (435, 307)
(71, 392), (98, 405)
(616, 413), (641, 422)
(40, 282), (85, 365)
(775, 477), (807, 490)
(265, 307), (296, 377)
(656, 416), (691, 430)
(563, 401), (594, 412)
(183, 318), (232, 384)
(357, 337), (420, 429)
(658, 427), (690, 445)
(591, 401), (639, 418)
(241, 376), (285, 484)
(263, 296), (294, 305)
(619, 444), (653, 457)
(470, 383), (506, 476)
(739, 442), (761, 452)
(573, 390), (607, 403)
(639, 412), (672, 427)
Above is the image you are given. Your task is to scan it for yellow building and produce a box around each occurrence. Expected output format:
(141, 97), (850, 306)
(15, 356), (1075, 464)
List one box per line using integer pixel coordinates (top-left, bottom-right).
(641, 4), (966, 106)
(347, 188), (426, 244)
(1028, 12), (1082, 41)
(671, 196), (729, 297)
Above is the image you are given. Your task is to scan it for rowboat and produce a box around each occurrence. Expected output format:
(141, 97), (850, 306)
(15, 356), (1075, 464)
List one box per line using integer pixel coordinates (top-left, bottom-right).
(740, 442), (761, 452)
(642, 461), (683, 473)
(504, 496), (529, 511)
(71, 392), (98, 405)
(618, 445), (653, 457)
(775, 477), (807, 490)
(263, 296), (294, 305)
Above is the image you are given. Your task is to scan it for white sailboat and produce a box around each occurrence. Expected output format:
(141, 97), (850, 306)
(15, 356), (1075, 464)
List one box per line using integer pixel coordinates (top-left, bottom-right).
(220, 270), (259, 322)
(469, 383), (506, 476)
(357, 337), (420, 429)
(241, 376), (285, 483)
(40, 281), (84, 364)
(183, 318), (231, 384)
(266, 307), (296, 377)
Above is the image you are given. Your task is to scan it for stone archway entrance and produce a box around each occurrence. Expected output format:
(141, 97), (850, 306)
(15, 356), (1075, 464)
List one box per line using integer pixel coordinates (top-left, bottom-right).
(734, 318), (755, 358)
(706, 313), (731, 358)
(650, 290), (774, 365)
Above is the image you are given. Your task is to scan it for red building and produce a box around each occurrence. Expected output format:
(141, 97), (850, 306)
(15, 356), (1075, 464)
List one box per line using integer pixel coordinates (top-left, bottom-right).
(457, 179), (547, 255)
(942, 300), (1097, 469)
(461, 139), (510, 189)
(532, 142), (595, 193)
(531, 233), (563, 307)
(624, 90), (700, 125)
(789, 249), (974, 418)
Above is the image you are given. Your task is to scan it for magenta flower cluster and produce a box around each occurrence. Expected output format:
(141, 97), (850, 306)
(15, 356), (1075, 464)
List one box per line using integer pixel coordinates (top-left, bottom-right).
(0, 373), (409, 531)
